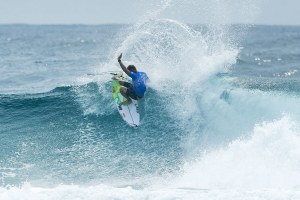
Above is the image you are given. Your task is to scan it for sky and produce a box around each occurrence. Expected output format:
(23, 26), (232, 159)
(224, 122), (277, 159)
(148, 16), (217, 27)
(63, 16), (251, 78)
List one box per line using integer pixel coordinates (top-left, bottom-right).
(0, 0), (299, 25)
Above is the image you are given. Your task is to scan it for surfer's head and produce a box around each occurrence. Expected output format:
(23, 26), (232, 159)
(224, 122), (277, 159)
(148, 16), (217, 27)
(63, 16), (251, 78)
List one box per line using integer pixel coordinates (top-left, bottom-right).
(127, 65), (137, 72)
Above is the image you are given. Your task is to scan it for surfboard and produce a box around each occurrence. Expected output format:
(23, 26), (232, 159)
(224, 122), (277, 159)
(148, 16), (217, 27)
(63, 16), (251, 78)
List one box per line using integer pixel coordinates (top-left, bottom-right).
(112, 73), (140, 127)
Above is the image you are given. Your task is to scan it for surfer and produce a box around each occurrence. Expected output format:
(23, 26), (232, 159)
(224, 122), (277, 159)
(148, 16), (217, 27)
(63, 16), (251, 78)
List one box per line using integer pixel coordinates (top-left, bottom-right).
(116, 53), (148, 105)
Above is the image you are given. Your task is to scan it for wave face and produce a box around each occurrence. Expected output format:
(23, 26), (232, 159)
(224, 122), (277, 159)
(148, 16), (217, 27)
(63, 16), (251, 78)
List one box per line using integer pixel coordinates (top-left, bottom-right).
(1, 0), (300, 199)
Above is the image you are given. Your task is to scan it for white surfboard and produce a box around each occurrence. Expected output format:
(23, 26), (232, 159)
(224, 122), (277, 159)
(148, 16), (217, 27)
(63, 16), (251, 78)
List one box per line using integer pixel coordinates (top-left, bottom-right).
(112, 73), (140, 127)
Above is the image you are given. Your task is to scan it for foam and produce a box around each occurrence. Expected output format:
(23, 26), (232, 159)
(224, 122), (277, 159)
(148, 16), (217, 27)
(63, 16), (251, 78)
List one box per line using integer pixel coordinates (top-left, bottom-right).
(1, 182), (300, 200)
(173, 116), (300, 190)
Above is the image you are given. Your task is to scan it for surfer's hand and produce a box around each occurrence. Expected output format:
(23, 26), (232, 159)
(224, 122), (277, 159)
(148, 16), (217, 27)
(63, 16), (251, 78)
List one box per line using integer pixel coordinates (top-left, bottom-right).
(118, 53), (122, 62)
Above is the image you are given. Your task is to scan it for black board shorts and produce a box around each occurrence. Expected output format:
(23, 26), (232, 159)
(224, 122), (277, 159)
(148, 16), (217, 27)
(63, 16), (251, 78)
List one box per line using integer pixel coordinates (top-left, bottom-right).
(123, 82), (140, 100)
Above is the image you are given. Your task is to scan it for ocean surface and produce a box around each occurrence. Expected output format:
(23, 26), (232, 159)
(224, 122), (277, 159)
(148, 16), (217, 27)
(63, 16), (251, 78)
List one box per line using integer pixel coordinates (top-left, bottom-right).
(1, 5), (300, 200)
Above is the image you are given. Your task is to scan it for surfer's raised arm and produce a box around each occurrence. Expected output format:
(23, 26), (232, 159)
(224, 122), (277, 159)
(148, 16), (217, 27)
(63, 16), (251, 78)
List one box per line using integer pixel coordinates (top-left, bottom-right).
(118, 53), (131, 76)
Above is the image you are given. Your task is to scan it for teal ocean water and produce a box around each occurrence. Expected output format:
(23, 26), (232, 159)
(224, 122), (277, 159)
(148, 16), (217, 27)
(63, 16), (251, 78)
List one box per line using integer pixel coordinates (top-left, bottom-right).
(1, 2), (300, 200)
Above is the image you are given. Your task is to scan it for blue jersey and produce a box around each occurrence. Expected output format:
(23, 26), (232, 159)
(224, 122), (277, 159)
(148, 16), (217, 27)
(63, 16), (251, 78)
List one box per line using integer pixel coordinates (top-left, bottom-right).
(129, 71), (148, 97)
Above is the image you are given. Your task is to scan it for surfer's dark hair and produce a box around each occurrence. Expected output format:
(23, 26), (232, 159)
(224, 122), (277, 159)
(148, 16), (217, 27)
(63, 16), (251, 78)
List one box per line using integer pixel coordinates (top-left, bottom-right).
(127, 65), (137, 72)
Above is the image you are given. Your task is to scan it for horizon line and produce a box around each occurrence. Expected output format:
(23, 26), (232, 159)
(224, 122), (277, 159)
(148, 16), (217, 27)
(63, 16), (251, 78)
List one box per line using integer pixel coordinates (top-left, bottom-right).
(0, 22), (300, 27)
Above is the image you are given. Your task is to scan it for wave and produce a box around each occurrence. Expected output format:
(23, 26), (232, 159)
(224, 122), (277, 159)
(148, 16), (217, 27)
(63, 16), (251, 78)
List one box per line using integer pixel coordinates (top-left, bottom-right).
(2, 72), (300, 187)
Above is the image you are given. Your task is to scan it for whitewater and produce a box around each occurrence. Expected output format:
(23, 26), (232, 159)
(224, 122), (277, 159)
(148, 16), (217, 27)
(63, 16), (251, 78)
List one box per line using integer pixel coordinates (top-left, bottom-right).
(1, 0), (300, 199)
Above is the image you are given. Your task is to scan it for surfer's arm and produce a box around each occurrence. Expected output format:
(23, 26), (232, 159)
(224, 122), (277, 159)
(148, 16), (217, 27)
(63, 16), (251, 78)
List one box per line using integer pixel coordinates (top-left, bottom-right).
(118, 53), (131, 76)
(118, 60), (131, 76)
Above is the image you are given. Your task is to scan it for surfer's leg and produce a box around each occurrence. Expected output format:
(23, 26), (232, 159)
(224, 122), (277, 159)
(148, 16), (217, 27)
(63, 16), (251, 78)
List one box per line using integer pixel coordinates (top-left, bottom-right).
(120, 86), (129, 98)
(125, 86), (138, 105)
(120, 86), (132, 105)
